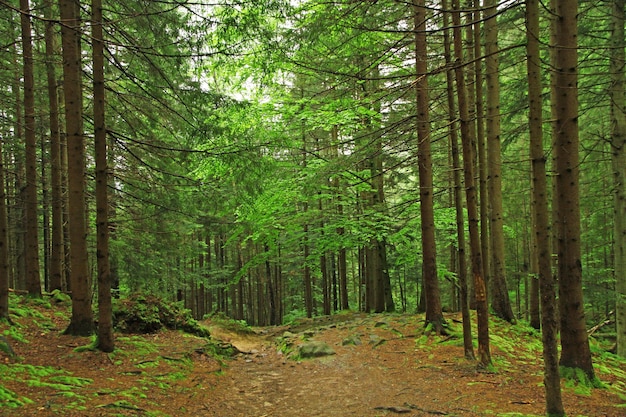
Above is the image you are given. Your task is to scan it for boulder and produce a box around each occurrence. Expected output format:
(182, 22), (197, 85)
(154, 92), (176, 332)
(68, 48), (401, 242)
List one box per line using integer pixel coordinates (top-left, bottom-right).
(298, 341), (335, 358)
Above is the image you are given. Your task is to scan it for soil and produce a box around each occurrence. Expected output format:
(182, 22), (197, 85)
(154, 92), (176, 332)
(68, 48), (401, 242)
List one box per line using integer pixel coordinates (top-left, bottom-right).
(1, 302), (625, 417)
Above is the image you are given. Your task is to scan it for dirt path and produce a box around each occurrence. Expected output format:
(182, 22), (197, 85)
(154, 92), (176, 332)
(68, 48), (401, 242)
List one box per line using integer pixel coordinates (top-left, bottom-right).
(198, 314), (622, 417)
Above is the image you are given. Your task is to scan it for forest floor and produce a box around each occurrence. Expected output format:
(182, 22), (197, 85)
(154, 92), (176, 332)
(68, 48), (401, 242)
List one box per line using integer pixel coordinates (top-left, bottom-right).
(1, 296), (626, 417)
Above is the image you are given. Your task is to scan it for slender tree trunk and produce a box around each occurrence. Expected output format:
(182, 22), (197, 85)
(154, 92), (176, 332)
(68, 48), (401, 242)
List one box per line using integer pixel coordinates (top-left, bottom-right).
(452, 0), (491, 367)
(443, 0), (473, 359)
(469, 0), (490, 311)
(60, 0), (94, 336)
(414, 0), (445, 334)
(610, 0), (626, 358)
(484, 0), (514, 323)
(0, 138), (10, 321)
(45, 0), (64, 293)
(93, 0), (113, 352)
(551, 0), (595, 381)
(11, 35), (26, 292)
(20, 0), (42, 298)
(527, 0), (564, 412)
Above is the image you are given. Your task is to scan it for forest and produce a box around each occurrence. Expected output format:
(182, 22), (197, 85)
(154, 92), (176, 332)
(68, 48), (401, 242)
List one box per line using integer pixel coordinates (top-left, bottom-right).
(1, 0), (626, 416)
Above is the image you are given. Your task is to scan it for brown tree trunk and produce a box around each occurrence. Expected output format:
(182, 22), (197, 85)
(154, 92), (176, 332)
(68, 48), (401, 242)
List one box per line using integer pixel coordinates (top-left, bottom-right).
(0, 139), (10, 321)
(60, 0), (94, 336)
(609, 0), (626, 358)
(452, 0), (491, 367)
(551, 0), (595, 381)
(484, 0), (515, 323)
(414, 0), (445, 334)
(11, 34), (26, 292)
(44, 0), (64, 293)
(20, 0), (42, 298)
(443, 0), (474, 359)
(527, 0), (564, 412)
(93, 0), (113, 352)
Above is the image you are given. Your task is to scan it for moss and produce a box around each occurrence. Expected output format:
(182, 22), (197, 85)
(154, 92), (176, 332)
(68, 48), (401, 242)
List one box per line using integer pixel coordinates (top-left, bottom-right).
(560, 366), (606, 390)
(112, 293), (210, 337)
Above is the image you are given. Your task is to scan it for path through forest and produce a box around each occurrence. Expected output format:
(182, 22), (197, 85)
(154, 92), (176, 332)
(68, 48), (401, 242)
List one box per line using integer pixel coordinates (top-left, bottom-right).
(200, 313), (621, 417)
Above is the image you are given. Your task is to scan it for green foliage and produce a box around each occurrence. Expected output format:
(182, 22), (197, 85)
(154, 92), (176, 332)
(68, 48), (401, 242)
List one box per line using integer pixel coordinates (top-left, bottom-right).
(560, 366), (605, 395)
(207, 312), (255, 334)
(0, 363), (91, 408)
(3, 326), (28, 344)
(112, 293), (210, 337)
(0, 384), (33, 408)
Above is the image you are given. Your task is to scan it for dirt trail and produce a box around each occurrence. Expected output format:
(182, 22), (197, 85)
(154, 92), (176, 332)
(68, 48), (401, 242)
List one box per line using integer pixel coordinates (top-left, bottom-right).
(198, 314), (623, 417)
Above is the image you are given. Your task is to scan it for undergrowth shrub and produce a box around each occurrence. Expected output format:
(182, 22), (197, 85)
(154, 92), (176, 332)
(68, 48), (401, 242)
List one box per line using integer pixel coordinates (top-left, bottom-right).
(112, 294), (210, 338)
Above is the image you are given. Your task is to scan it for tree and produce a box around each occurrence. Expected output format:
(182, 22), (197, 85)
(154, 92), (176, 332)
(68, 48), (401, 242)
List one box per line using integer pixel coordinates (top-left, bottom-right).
(610, 0), (626, 358)
(20, 0), (42, 298)
(451, 0), (491, 367)
(414, 0), (445, 334)
(0, 137), (10, 322)
(551, 0), (595, 380)
(484, 0), (515, 323)
(527, 0), (564, 412)
(93, 0), (114, 352)
(442, 0), (473, 359)
(44, 0), (64, 293)
(59, 0), (94, 336)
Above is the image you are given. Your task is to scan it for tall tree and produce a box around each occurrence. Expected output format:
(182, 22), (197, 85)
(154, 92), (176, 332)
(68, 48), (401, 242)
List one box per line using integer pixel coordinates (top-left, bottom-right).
(20, 0), (42, 298)
(451, 0), (491, 367)
(93, 0), (114, 352)
(60, 0), (94, 336)
(527, 0), (564, 412)
(442, 0), (473, 359)
(551, 0), (595, 380)
(610, 0), (626, 358)
(44, 0), (64, 292)
(484, 0), (514, 323)
(414, 0), (445, 334)
(0, 137), (10, 321)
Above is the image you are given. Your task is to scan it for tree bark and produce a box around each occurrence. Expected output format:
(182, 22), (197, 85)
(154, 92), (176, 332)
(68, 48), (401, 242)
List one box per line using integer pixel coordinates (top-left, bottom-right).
(452, 0), (491, 367)
(551, 0), (595, 380)
(60, 0), (94, 336)
(527, 0), (564, 412)
(484, 0), (515, 323)
(20, 0), (42, 298)
(0, 139), (10, 321)
(443, 0), (473, 359)
(44, 0), (64, 293)
(609, 0), (626, 358)
(414, 0), (445, 334)
(93, 0), (114, 352)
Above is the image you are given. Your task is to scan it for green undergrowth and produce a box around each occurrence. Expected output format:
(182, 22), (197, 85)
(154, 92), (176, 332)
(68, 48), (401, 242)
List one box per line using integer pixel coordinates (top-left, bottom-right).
(206, 312), (255, 334)
(0, 363), (92, 409)
(112, 293), (210, 337)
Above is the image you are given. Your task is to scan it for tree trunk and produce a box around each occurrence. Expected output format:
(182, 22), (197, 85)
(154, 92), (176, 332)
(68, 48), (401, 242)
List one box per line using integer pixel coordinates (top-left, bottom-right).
(20, 0), (42, 298)
(0, 139), (10, 321)
(527, 0), (564, 412)
(452, 0), (491, 367)
(551, 0), (595, 381)
(60, 0), (94, 336)
(414, 0), (445, 334)
(443, 0), (473, 359)
(484, 0), (515, 323)
(11, 36), (26, 292)
(44, 0), (64, 293)
(93, 0), (114, 352)
(610, 0), (626, 358)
